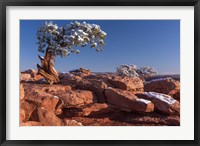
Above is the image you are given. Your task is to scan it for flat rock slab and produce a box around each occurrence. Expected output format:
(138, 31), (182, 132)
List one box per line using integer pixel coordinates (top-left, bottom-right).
(105, 87), (154, 112)
(108, 76), (144, 93)
(59, 103), (118, 118)
(136, 92), (180, 115)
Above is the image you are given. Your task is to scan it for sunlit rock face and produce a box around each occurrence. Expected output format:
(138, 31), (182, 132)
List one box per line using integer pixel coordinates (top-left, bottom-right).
(144, 77), (180, 100)
(20, 68), (180, 126)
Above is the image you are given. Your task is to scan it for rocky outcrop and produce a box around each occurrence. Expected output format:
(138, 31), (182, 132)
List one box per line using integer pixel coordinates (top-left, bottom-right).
(80, 103), (116, 116)
(75, 79), (108, 103)
(38, 107), (64, 126)
(108, 76), (144, 93)
(23, 83), (71, 94)
(40, 96), (64, 115)
(144, 78), (180, 99)
(136, 92), (180, 115)
(20, 69), (180, 126)
(20, 73), (32, 82)
(59, 73), (82, 87)
(69, 68), (92, 76)
(20, 101), (36, 123)
(60, 103), (117, 117)
(59, 90), (96, 108)
(105, 87), (154, 112)
(21, 69), (43, 82)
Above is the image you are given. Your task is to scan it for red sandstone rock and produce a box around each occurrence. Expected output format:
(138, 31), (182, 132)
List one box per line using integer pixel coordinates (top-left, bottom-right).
(105, 87), (154, 112)
(59, 90), (96, 108)
(136, 92), (180, 115)
(41, 96), (64, 115)
(21, 69), (43, 82)
(21, 84), (66, 117)
(108, 76), (144, 93)
(41, 85), (72, 93)
(69, 68), (92, 77)
(31, 72), (43, 81)
(22, 83), (71, 96)
(63, 119), (83, 126)
(83, 73), (113, 85)
(20, 109), (26, 123)
(20, 73), (32, 82)
(59, 73), (82, 87)
(23, 91), (64, 116)
(20, 70), (181, 126)
(81, 103), (116, 116)
(20, 101), (36, 122)
(75, 79), (108, 103)
(20, 84), (25, 100)
(38, 107), (63, 126)
(59, 103), (118, 118)
(144, 78), (180, 99)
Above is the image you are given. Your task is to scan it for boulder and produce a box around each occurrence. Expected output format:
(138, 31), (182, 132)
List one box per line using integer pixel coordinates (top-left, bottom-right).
(105, 87), (154, 112)
(69, 68), (92, 76)
(60, 103), (117, 118)
(82, 73), (115, 87)
(81, 103), (117, 116)
(75, 79), (108, 103)
(38, 107), (63, 126)
(20, 101), (36, 122)
(59, 90), (96, 108)
(31, 71), (44, 81)
(64, 119), (83, 126)
(21, 69), (43, 82)
(108, 76), (144, 93)
(20, 73), (32, 82)
(25, 93), (64, 115)
(22, 85), (65, 115)
(59, 73), (82, 87)
(136, 92), (180, 115)
(41, 96), (64, 115)
(144, 78), (180, 98)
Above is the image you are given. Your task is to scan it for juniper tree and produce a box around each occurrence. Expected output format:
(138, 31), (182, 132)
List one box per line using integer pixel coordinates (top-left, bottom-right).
(36, 21), (106, 84)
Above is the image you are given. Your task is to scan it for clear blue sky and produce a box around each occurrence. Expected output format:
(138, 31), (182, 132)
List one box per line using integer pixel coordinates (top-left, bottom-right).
(20, 20), (180, 74)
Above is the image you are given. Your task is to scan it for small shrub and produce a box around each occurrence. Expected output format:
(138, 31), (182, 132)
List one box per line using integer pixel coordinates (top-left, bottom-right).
(116, 64), (139, 77)
(137, 66), (158, 78)
(116, 64), (158, 79)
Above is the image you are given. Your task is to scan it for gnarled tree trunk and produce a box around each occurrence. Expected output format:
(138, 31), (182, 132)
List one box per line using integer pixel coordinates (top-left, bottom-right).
(37, 48), (59, 84)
